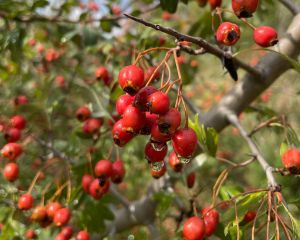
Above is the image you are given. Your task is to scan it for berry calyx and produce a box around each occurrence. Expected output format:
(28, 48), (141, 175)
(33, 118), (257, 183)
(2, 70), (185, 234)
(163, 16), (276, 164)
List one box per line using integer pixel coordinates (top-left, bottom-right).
(232, 0), (259, 18)
(140, 112), (158, 135)
(147, 91), (170, 115)
(94, 159), (113, 179)
(18, 193), (34, 210)
(82, 174), (94, 193)
(116, 94), (134, 116)
(111, 160), (126, 184)
(112, 119), (135, 147)
(282, 148), (300, 174)
(253, 26), (278, 47)
(3, 162), (19, 182)
(158, 108), (181, 134)
(133, 86), (157, 112)
(145, 142), (168, 163)
(216, 22), (241, 46)
(172, 128), (198, 158)
(118, 65), (145, 95)
(76, 106), (91, 122)
(182, 216), (205, 240)
(53, 208), (71, 227)
(76, 230), (90, 240)
(151, 123), (172, 143)
(168, 152), (183, 172)
(89, 178), (110, 199)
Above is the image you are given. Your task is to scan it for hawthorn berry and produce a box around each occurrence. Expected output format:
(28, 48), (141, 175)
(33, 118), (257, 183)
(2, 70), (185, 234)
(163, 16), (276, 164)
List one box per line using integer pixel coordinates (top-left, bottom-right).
(151, 123), (172, 143)
(145, 66), (160, 82)
(76, 106), (91, 122)
(187, 172), (196, 188)
(3, 162), (19, 182)
(89, 178), (110, 199)
(209, 0), (222, 9)
(122, 105), (146, 133)
(94, 160), (113, 179)
(31, 205), (47, 222)
(201, 207), (220, 237)
(253, 26), (278, 47)
(55, 75), (65, 87)
(46, 202), (62, 220)
(95, 66), (109, 82)
(140, 112), (158, 135)
(25, 229), (37, 239)
(158, 108), (181, 134)
(4, 128), (21, 143)
(216, 22), (241, 46)
(112, 119), (135, 147)
(111, 160), (126, 184)
(14, 95), (28, 106)
(82, 174), (94, 193)
(53, 208), (71, 227)
(147, 91), (170, 115)
(18, 193), (34, 210)
(243, 210), (256, 222)
(168, 152), (183, 172)
(150, 161), (167, 179)
(1, 143), (23, 161)
(197, 0), (208, 7)
(182, 216), (205, 240)
(76, 230), (90, 240)
(172, 128), (198, 158)
(61, 226), (73, 239)
(118, 65), (145, 95)
(10, 115), (26, 129)
(133, 86), (157, 112)
(116, 94), (134, 116)
(145, 142), (168, 163)
(232, 0), (259, 18)
(82, 118), (102, 135)
(282, 148), (300, 174)
(55, 233), (68, 240)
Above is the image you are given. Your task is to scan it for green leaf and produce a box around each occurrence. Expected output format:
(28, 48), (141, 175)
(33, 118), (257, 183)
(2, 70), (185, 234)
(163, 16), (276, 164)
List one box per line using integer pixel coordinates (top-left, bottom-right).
(101, 20), (112, 33)
(160, 0), (179, 13)
(280, 142), (289, 157)
(219, 185), (243, 201)
(286, 125), (300, 148)
(32, 0), (49, 9)
(153, 192), (175, 220)
(282, 203), (300, 238)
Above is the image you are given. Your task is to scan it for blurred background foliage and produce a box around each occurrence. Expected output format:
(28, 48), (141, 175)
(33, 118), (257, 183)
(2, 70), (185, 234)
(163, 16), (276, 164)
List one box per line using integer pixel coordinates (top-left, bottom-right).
(0, 0), (300, 239)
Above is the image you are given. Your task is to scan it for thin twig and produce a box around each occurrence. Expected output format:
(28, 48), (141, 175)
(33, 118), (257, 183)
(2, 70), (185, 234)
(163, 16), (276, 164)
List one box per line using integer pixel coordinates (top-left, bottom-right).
(124, 14), (262, 78)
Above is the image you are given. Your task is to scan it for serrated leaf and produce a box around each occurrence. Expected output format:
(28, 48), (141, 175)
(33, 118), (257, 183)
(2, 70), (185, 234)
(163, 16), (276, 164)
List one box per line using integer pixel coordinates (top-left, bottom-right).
(160, 0), (179, 13)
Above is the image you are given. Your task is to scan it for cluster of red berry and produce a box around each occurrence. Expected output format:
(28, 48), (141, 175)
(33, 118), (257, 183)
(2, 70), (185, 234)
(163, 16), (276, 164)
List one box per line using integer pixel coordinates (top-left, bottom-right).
(111, 64), (198, 179)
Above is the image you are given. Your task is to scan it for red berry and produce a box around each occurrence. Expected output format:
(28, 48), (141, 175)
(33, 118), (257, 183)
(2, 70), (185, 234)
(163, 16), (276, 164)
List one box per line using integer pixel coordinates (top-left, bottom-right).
(116, 94), (134, 115)
(118, 65), (145, 95)
(182, 216), (205, 240)
(82, 174), (94, 193)
(133, 86), (157, 112)
(76, 106), (91, 122)
(25, 229), (37, 239)
(209, 0), (222, 9)
(18, 193), (34, 210)
(243, 210), (256, 222)
(253, 26), (278, 47)
(145, 66), (160, 82)
(55, 75), (65, 87)
(232, 0), (259, 18)
(172, 128), (198, 158)
(4, 128), (21, 143)
(10, 115), (26, 129)
(61, 226), (73, 239)
(147, 91), (170, 115)
(122, 105), (146, 133)
(282, 148), (300, 174)
(216, 22), (240, 46)
(112, 119), (135, 147)
(53, 208), (71, 227)
(95, 66), (108, 79)
(187, 172), (196, 188)
(145, 142), (168, 163)
(158, 108), (181, 134)
(82, 118), (102, 135)
(89, 178), (110, 199)
(112, 5), (122, 16)
(150, 161), (167, 179)
(14, 95), (28, 106)
(151, 123), (171, 143)
(76, 230), (90, 240)
(3, 162), (19, 182)
(168, 152), (183, 172)
(55, 233), (68, 240)
(111, 160), (126, 184)
(1, 143), (23, 161)
(31, 205), (47, 222)
(197, 0), (208, 7)
(140, 112), (158, 135)
(46, 202), (62, 220)
(94, 160), (113, 179)
(201, 207), (219, 237)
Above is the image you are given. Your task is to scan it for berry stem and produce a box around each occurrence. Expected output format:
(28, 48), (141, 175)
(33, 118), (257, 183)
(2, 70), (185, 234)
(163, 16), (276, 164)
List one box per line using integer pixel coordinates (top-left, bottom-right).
(28, 171), (42, 194)
(240, 18), (256, 30)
